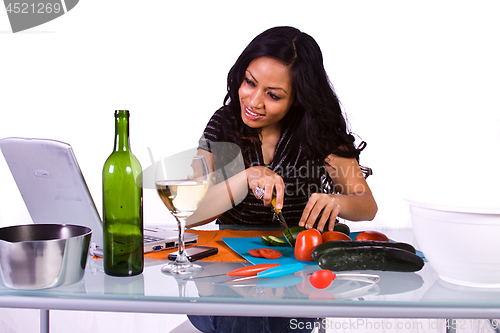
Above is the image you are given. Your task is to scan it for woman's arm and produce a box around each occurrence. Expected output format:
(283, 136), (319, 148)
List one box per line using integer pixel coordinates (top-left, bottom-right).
(186, 149), (247, 227)
(186, 149), (286, 228)
(299, 154), (378, 232)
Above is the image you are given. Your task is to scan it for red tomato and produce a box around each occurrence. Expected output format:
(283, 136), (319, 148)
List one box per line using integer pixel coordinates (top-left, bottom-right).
(259, 248), (282, 259)
(322, 231), (351, 242)
(309, 269), (336, 289)
(355, 230), (389, 242)
(294, 229), (323, 261)
(248, 249), (264, 258)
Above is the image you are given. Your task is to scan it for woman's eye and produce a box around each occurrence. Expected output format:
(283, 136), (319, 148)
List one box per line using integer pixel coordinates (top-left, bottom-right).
(244, 77), (255, 87)
(268, 92), (281, 100)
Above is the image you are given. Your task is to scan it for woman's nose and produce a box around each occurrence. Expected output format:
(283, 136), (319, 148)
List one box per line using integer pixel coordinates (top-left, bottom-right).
(248, 91), (264, 109)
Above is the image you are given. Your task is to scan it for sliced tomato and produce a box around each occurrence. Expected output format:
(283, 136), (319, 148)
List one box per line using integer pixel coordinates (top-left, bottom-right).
(355, 230), (389, 242)
(309, 269), (335, 289)
(322, 231), (351, 242)
(294, 229), (323, 261)
(248, 249), (264, 258)
(259, 248), (282, 259)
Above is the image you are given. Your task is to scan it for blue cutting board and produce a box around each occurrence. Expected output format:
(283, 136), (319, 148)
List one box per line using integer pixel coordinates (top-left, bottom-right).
(222, 232), (364, 266)
(222, 232), (425, 265)
(222, 236), (318, 266)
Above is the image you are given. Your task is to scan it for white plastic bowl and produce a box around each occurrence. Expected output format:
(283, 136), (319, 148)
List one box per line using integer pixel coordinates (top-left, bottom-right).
(407, 191), (500, 288)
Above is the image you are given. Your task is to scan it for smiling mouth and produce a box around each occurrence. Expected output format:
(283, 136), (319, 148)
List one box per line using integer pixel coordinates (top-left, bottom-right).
(245, 107), (264, 119)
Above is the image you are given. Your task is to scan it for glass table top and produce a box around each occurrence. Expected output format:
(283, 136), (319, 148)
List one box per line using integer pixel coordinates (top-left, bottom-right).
(0, 229), (499, 319)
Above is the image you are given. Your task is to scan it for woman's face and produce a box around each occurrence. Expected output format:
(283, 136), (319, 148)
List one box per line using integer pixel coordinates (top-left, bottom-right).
(238, 57), (295, 132)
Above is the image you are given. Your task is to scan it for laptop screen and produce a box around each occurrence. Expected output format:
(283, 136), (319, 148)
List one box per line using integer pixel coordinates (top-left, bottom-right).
(0, 137), (104, 247)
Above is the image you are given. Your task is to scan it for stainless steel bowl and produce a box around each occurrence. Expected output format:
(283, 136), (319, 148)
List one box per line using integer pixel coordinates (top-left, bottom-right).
(0, 224), (92, 290)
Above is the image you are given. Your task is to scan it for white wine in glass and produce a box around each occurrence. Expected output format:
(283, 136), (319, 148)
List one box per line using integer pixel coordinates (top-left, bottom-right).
(155, 154), (209, 275)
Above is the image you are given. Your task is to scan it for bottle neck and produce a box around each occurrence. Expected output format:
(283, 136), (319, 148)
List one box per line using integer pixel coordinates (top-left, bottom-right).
(113, 110), (131, 152)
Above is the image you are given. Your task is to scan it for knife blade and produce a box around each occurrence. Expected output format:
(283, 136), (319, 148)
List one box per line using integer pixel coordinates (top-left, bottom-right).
(271, 197), (295, 247)
(255, 186), (295, 247)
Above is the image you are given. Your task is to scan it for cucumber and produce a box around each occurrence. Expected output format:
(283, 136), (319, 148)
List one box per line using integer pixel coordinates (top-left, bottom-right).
(261, 235), (287, 247)
(318, 246), (424, 272)
(288, 226), (306, 239)
(261, 236), (273, 246)
(311, 240), (416, 262)
(268, 235), (287, 247)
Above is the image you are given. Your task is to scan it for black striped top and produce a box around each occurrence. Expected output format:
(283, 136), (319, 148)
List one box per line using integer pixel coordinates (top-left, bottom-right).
(198, 108), (335, 227)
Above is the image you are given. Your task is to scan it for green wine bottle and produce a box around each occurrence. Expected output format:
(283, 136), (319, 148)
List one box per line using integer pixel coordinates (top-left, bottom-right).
(102, 110), (144, 276)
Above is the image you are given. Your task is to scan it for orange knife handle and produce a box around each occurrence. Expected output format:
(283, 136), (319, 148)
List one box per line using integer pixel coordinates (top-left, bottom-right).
(226, 263), (280, 276)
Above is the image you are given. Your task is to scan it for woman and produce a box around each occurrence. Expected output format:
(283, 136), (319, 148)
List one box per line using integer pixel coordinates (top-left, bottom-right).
(187, 26), (377, 333)
(190, 26), (377, 232)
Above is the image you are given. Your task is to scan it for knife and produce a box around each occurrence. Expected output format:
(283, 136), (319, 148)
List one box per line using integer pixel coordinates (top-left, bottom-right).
(184, 263), (280, 280)
(255, 186), (295, 247)
(222, 263), (305, 284)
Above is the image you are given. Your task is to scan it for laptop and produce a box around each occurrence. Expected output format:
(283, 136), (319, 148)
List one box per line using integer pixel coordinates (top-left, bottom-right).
(0, 137), (198, 257)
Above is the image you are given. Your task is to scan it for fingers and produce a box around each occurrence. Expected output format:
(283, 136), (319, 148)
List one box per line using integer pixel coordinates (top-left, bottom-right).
(263, 183), (274, 207)
(274, 182), (284, 211)
(327, 204), (341, 231)
(299, 194), (340, 232)
(247, 166), (285, 208)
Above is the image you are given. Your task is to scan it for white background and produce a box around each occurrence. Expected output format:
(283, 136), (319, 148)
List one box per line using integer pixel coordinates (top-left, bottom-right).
(1, 1), (500, 332)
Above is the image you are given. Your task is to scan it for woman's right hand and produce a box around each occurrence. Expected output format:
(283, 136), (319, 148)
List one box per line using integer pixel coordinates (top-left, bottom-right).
(246, 166), (285, 210)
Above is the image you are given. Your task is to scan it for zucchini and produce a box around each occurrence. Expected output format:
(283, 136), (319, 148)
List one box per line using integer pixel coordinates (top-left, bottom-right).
(318, 246), (424, 272)
(311, 240), (416, 262)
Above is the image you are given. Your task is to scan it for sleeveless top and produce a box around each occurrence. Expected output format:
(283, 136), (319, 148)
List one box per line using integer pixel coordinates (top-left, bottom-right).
(198, 108), (335, 227)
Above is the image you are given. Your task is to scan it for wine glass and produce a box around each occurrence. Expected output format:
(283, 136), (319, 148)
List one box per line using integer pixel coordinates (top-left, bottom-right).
(155, 152), (209, 275)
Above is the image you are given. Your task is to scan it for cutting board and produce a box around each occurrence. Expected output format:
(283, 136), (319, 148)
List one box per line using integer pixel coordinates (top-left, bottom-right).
(222, 232), (425, 265)
(222, 236), (318, 266)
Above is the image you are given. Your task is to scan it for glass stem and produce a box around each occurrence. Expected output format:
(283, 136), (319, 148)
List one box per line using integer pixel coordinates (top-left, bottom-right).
(174, 216), (189, 265)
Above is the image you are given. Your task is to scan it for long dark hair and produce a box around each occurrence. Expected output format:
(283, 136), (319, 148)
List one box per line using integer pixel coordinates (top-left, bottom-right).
(221, 26), (363, 164)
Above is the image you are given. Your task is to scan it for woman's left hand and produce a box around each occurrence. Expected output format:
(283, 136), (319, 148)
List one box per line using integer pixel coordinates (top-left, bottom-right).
(299, 193), (340, 232)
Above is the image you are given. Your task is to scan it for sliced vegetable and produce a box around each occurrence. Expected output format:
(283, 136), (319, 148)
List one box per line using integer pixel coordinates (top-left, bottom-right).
(294, 229), (323, 261)
(248, 249), (264, 258)
(282, 229), (296, 247)
(311, 240), (416, 262)
(318, 246), (424, 272)
(261, 236), (273, 246)
(261, 235), (288, 247)
(259, 248), (282, 259)
(268, 235), (287, 247)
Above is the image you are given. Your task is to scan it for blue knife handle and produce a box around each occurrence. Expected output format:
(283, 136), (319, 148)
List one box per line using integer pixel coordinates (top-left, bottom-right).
(256, 263), (305, 278)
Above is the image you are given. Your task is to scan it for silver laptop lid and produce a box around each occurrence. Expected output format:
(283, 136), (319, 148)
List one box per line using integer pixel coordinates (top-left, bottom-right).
(0, 137), (104, 247)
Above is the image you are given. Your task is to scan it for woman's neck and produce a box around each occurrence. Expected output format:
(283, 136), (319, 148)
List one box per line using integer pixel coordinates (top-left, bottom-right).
(259, 122), (282, 165)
